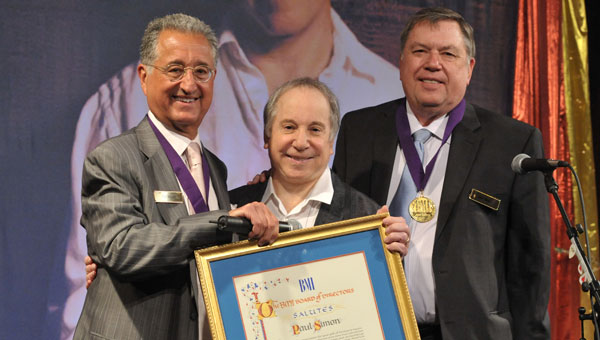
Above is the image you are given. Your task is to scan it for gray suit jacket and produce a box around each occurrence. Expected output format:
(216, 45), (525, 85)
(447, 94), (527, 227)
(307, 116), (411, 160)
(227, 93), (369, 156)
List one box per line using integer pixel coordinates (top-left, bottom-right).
(74, 117), (231, 339)
(229, 171), (379, 225)
(333, 99), (551, 340)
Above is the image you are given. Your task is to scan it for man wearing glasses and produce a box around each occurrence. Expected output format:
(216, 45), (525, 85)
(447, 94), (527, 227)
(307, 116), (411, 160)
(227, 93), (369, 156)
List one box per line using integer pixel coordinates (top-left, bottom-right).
(72, 14), (279, 339)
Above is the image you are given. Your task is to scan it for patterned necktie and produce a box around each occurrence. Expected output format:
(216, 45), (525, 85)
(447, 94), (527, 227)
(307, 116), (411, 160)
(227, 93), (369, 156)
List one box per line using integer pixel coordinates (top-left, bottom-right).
(185, 142), (206, 212)
(389, 129), (433, 221)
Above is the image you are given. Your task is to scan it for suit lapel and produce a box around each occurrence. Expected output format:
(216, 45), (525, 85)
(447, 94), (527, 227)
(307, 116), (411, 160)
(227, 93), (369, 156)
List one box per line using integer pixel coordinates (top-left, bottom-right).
(435, 104), (482, 241)
(137, 118), (231, 326)
(203, 148), (231, 210)
(137, 118), (189, 225)
(315, 173), (345, 225)
(371, 101), (401, 205)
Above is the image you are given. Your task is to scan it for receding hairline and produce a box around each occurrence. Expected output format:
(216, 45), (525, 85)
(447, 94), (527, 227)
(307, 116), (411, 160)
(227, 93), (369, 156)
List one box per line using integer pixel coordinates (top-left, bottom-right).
(403, 20), (468, 54)
(154, 29), (213, 59)
(399, 7), (476, 60)
(139, 13), (218, 66)
(272, 87), (332, 126)
(263, 78), (341, 143)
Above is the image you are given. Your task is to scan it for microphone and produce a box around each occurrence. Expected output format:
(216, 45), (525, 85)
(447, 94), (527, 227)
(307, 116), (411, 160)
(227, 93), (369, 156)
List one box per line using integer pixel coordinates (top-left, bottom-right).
(511, 153), (569, 174)
(213, 215), (301, 235)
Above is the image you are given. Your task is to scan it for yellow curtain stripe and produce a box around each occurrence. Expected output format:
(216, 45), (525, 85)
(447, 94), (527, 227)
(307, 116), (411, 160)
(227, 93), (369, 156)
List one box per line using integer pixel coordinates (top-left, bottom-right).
(562, 0), (598, 335)
(562, 0), (597, 267)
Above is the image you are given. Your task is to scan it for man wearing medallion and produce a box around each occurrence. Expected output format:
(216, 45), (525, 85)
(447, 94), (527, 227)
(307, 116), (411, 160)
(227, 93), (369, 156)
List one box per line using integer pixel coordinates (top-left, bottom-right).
(73, 14), (280, 340)
(333, 7), (550, 340)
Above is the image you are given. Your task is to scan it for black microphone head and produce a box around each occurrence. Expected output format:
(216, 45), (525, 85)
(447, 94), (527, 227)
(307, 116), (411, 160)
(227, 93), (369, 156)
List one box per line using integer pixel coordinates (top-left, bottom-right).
(511, 153), (530, 174)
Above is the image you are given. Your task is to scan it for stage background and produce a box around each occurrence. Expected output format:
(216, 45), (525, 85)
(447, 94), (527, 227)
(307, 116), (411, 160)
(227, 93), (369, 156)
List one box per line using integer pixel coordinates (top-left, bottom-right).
(0, 1), (595, 339)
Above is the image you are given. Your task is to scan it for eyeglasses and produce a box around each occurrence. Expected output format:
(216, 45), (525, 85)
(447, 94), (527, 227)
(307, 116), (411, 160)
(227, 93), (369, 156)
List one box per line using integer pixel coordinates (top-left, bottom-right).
(146, 64), (214, 83)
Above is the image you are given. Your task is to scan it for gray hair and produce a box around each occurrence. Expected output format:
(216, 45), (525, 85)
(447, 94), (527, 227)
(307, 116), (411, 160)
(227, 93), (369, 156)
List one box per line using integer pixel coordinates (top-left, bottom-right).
(140, 13), (218, 66)
(400, 7), (476, 60)
(263, 77), (340, 143)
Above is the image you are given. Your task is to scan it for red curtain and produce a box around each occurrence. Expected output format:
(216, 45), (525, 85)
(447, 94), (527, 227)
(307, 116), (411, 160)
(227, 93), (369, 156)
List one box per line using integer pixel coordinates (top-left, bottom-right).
(513, 1), (579, 339)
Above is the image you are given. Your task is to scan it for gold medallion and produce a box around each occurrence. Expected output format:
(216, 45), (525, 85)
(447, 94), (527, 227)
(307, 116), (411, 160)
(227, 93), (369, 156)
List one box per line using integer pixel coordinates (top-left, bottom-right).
(409, 193), (436, 223)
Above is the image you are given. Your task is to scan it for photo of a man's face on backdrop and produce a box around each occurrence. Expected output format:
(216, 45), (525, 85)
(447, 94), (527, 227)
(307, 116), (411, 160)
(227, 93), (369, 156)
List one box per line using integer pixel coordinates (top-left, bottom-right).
(0, 1), (519, 339)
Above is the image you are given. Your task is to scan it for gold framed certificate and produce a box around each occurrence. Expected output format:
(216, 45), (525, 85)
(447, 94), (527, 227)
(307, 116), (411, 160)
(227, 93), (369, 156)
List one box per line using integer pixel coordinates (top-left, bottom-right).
(194, 213), (420, 339)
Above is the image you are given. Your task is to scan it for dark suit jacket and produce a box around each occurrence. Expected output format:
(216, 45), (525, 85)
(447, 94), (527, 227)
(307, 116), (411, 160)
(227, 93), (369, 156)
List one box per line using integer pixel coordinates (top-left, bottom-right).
(229, 171), (379, 225)
(333, 99), (550, 340)
(74, 117), (231, 340)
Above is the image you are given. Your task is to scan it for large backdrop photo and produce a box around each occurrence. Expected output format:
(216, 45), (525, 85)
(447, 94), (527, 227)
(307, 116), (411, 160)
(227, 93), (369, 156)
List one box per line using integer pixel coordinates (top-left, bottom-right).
(1, 0), (595, 339)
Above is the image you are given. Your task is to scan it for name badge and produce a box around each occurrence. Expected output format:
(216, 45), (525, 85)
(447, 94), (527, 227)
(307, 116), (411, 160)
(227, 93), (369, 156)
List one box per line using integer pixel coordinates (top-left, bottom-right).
(468, 189), (501, 211)
(154, 190), (183, 204)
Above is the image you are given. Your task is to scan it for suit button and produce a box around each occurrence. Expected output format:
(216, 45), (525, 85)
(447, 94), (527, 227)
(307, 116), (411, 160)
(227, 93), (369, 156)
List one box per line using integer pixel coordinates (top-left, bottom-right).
(190, 311), (198, 320)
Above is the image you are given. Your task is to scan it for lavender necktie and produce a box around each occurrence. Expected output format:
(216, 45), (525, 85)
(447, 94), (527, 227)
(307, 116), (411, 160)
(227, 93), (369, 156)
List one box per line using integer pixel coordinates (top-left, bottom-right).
(185, 142), (206, 213)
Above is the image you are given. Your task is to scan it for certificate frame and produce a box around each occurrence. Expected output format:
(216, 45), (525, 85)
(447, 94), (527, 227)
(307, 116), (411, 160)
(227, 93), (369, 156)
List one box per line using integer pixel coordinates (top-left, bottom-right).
(194, 213), (420, 340)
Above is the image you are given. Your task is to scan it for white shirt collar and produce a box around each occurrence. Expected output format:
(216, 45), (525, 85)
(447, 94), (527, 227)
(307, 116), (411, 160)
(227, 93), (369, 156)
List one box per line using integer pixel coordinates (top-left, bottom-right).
(262, 168), (334, 216)
(218, 9), (376, 86)
(218, 30), (254, 70)
(322, 10), (368, 80)
(147, 111), (203, 156)
(405, 102), (449, 141)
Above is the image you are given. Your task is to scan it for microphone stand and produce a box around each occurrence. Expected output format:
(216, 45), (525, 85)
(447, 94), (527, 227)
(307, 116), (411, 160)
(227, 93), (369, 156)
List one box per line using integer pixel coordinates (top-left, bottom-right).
(543, 171), (600, 340)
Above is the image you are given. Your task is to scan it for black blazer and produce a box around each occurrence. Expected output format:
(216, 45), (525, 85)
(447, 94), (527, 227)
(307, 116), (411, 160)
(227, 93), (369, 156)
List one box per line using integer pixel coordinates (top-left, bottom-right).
(229, 171), (379, 225)
(333, 99), (550, 340)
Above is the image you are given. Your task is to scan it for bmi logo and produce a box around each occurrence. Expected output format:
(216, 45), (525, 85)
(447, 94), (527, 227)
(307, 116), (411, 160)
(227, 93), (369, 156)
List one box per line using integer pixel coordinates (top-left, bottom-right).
(299, 277), (315, 292)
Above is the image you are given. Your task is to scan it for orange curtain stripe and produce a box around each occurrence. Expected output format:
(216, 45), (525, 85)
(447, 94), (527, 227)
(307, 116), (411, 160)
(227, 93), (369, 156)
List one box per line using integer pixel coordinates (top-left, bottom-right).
(513, 1), (578, 339)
